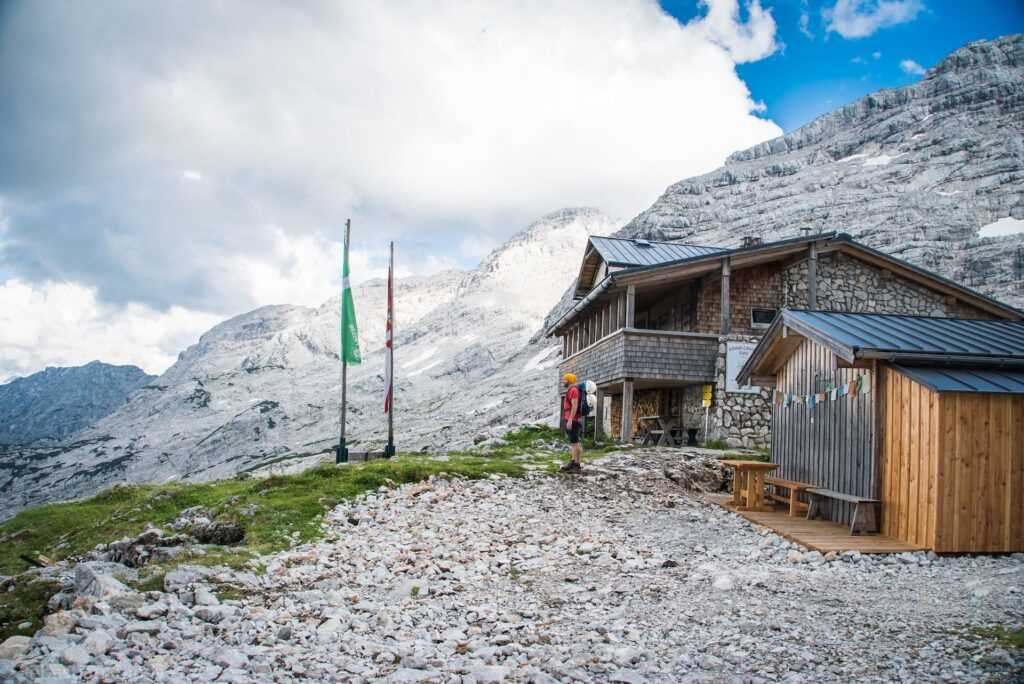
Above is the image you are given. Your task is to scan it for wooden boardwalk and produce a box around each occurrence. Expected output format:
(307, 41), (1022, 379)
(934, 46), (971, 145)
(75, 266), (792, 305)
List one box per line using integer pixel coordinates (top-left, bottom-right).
(705, 494), (925, 554)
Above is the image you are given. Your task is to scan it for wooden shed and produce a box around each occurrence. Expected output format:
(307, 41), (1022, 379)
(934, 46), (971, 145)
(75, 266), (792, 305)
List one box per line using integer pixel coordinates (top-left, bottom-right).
(738, 309), (1024, 553)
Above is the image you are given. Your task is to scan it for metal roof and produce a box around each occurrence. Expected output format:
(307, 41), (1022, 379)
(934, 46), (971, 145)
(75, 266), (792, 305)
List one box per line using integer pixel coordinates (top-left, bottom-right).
(589, 236), (725, 267)
(893, 365), (1024, 394)
(783, 310), (1024, 358)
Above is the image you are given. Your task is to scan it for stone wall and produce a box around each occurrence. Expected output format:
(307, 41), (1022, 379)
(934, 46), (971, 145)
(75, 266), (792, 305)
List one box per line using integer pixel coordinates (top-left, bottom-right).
(784, 252), (991, 318)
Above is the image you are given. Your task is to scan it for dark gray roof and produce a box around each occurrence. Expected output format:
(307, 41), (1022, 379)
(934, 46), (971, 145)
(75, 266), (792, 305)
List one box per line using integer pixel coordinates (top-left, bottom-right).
(589, 236), (725, 267)
(893, 365), (1024, 394)
(783, 310), (1024, 359)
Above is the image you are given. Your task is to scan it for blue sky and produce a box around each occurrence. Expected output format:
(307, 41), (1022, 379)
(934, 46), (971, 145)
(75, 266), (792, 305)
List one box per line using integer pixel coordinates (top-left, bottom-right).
(663, 0), (1024, 131)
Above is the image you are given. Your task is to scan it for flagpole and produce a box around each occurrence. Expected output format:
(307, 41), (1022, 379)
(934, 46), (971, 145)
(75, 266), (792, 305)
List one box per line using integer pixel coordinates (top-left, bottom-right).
(385, 240), (395, 458)
(337, 218), (351, 464)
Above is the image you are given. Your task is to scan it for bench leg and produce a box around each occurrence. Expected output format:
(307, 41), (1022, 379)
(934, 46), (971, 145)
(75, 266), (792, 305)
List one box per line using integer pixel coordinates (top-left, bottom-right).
(788, 489), (800, 517)
(849, 503), (862, 535)
(806, 494), (820, 521)
(849, 502), (878, 535)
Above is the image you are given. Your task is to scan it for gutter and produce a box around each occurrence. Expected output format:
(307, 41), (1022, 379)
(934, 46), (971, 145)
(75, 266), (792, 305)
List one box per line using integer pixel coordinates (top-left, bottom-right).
(545, 275), (614, 337)
(857, 350), (1024, 368)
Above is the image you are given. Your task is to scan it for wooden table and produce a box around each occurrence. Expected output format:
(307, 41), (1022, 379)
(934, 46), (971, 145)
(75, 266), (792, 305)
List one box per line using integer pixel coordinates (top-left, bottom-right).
(720, 460), (779, 512)
(637, 415), (681, 447)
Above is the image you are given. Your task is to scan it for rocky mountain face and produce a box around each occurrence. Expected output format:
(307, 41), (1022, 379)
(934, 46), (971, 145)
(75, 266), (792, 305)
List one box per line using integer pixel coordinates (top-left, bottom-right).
(0, 208), (617, 519)
(617, 34), (1024, 308)
(0, 362), (154, 445)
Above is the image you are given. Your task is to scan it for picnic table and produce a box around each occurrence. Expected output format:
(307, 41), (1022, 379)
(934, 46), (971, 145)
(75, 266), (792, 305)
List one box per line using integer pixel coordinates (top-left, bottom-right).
(637, 415), (682, 447)
(720, 460), (778, 512)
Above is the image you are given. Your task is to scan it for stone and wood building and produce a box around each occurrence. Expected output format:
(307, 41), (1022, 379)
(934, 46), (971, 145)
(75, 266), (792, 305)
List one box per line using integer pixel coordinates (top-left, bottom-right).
(548, 232), (1022, 448)
(738, 310), (1024, 552)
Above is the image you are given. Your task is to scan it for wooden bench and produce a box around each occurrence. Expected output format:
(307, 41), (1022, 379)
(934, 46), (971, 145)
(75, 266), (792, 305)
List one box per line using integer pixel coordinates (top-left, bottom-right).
(805, 487), (880, 535)
(764, 477), (811, 517)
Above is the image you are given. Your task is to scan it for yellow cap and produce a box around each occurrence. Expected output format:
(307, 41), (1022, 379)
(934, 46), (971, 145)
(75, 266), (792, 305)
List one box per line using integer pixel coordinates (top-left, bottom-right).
(563, 373), (577, 384)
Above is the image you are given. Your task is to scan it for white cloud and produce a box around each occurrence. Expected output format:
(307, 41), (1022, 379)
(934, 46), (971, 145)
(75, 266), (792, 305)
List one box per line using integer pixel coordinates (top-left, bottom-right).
(0, 0), (783, 376)
(694, 0), (781, 63)
(900, 58), (927, 76)
(824, 0), (924, 39)
(0, 279), (222, 380)
(799, 11), (814, 39)
(851, 56), (866, 64)
(872, 50), (882, 59)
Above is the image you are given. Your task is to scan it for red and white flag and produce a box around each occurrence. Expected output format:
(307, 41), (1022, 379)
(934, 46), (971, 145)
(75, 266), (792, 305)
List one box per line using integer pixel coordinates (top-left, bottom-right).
(384, 248), (394, 414)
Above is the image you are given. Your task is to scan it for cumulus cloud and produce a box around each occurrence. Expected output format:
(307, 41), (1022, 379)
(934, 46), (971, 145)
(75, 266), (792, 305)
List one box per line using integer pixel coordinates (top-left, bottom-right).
(695, 0), (781, 62)
(900, 58), (927, 76)
(824, 0), (924, 38)
(0, 1), (781, 376)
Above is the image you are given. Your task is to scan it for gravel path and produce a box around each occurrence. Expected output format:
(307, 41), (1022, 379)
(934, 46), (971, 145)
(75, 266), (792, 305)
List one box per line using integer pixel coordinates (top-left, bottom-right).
(5, 451), (1024, 682)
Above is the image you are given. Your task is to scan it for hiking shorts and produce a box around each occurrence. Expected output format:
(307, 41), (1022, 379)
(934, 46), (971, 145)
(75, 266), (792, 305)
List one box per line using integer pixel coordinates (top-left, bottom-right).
(565, 421), (581, 444)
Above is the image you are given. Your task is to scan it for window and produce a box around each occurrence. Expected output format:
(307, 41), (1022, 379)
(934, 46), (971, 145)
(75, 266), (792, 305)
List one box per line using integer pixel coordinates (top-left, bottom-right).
(751, 308), (777, 329)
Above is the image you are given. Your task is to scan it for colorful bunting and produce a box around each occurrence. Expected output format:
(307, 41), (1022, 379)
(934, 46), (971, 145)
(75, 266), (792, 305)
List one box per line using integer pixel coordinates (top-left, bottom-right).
(770, 375), (871, 411)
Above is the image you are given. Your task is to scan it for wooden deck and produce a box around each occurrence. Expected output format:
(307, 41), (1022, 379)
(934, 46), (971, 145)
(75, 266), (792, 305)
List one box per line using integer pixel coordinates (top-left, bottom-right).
(705, 494), (925, 554)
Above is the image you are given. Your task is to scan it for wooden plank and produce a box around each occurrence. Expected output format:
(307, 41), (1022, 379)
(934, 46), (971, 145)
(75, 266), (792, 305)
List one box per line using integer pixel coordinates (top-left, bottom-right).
(720, 258), (731, 335)
(972, 394), (990, 551)
(937, 392), (958, 552)
(990, 395), (1008, 551)
(926, 387), (938, 549)
(907, 377), (920, 545)
(1010, 398), (1024, 550)
(704, 495), (923, 554)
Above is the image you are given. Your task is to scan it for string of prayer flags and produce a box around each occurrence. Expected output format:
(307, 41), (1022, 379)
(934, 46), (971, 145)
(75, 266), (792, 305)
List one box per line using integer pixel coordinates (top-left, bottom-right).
(771, 374), (870, 410)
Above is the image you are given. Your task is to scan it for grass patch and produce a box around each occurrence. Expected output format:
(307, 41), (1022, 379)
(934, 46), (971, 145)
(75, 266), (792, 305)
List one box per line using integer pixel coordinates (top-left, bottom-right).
(0, 579), (61, 640)
(969, 626), (1024, 649)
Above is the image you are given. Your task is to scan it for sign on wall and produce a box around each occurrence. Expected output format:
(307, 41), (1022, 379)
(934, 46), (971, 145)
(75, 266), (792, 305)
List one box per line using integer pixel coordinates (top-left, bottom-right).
(726, 341), (760, 394)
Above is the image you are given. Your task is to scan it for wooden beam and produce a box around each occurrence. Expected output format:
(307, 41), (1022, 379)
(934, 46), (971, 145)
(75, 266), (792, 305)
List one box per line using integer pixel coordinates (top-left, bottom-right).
(625, 285), (636, 328)
(808, 242), (818, 310)
(720, 258), (731, 335)
(595, 390), (605, 441)
(621, 379), (634, 442)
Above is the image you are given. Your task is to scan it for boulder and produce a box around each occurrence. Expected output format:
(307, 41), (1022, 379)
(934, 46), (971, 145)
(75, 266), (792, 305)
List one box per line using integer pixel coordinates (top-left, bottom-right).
(0, 635), (31, 660)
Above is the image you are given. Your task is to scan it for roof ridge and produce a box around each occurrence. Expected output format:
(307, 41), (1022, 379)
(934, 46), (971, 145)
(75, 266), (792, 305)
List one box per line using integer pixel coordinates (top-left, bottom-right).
(593, 235), (726, 251)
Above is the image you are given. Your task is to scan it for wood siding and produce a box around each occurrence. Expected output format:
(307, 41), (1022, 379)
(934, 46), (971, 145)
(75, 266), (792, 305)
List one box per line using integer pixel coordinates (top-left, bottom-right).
(880, 367), (1024, 552)
(771, 338), (876, 526)
(558, 329), (718, 389)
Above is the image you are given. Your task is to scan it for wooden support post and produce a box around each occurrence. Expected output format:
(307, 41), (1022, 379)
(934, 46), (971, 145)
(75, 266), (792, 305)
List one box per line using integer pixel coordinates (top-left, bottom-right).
(720, 258), (731, 335)
(595, 390), (605, 441)
(617, 292), (625, 329)
(625, 285), (636, 329)
(621, 379), (635, 442)
(808, 242), (818, 309)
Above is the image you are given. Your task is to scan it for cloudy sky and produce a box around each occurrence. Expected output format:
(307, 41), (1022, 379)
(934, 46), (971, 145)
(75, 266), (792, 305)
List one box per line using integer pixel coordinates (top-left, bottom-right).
(0, 0), (1021, 381)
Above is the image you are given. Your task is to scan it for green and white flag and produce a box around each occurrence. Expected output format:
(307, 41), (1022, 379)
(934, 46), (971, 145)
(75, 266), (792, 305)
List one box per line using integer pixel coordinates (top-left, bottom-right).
(340, 235), (361, 365)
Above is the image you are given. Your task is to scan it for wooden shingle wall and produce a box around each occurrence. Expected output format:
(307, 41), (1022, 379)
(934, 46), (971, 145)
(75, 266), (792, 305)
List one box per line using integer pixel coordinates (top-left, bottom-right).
(558, 330), (718, 391)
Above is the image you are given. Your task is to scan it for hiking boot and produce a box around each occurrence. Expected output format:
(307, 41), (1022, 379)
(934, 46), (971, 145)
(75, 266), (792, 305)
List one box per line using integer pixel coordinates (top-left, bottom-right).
(560, 461), (582, 474)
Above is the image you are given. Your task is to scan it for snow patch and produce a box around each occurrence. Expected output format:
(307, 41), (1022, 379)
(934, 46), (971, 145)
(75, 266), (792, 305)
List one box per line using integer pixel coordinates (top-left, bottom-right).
(401, 347), (437, 369)
(934, 189), (962, 197)
(863, 153), (905, 167)
(978, 217), (1024, 238)
(836, 153), (868, 163)
(407, 360), (441, 377)
(522, 346), (560, 373)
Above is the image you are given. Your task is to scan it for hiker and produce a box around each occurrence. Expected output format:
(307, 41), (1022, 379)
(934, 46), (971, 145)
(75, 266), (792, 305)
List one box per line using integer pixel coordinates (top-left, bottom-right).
(561, 373), (583, 473)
